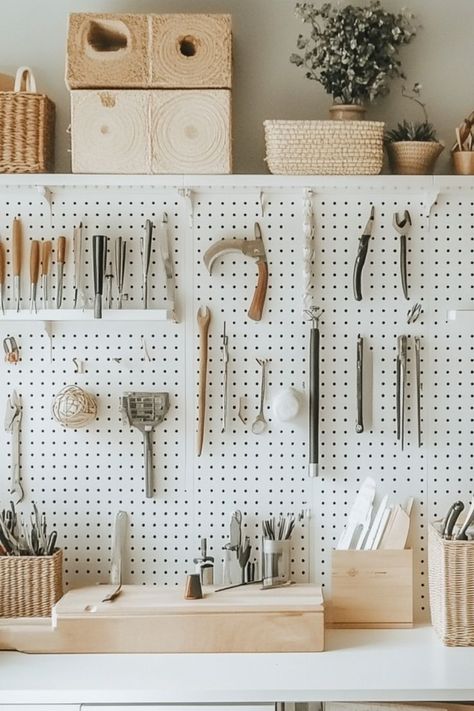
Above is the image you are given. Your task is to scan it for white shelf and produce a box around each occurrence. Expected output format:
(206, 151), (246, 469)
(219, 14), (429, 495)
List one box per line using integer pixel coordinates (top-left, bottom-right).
(447, 309), (474, 324)
(0, 309), (173, 322)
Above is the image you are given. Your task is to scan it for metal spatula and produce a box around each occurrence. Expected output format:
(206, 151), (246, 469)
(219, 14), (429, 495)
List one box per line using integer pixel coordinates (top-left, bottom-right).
(121, 392), (169, 498)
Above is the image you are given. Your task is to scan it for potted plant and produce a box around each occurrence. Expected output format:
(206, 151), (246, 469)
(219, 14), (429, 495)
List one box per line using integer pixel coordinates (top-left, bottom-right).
(290, 0), (418, 120)
(385, 84), (444, 174)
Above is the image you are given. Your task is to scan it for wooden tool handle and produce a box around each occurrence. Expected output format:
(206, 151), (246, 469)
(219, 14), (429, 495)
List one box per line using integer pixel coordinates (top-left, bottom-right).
(196, 306), (211, 456)
(0, 242), (5, 284)
(57, 235), (66, 264)
(12, 218), (22, 277)
(41, 241), (52, 276)
(248, 260), (268, 321)
(30, 240), (40, 284)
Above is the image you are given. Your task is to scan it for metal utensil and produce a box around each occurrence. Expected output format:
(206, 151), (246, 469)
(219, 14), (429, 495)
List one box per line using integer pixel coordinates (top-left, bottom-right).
(407, 302), (422, 324)
(4, 390), (23, 504)
(41, 240), (52, 309)
(3, 336), (20, 364)
(121, 392), (170, 498)
(396, 335), (407, 450)
(197, 305), (211, 456)
(442, 501), (464, 540)
(102, 510), (128, 602)
(160, 213), (176, 319)
(251, 358), (268, 434)
(356, 334), (364, 434)
(29, 240), (40, 314)
(72, 223), (84, 309)
(141, 219), (153, 309)
(105, 245), (114, 309)
(56, 235), (66, 308)
(455, 498), (474, 541)
(238, 537), (251, 584)
(414, 336), (422, 447)
(0, 240), (5, 315)
(221, 321), (229, 433)
(12, 217), (22, 312)
(93, 234), (107, 319)
(114, 237), (127, 309)
(393, 210), (412, 301)
(353, 205), (374, 301)
(305, 307), (322, 477)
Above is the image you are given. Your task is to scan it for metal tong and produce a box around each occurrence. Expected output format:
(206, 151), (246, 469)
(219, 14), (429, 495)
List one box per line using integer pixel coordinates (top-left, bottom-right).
(393, 210), (412, 301)
(93, 235), (107, 319)
(114, 237), (127, 309)
(141, 219), (153, 309)
(72, 223), (85, 309)
(356, 334), (364, 433)
(414, 336), (422, 447)
(221, 321), (229, 433)
(396, 335), (408, 450)
(353, 206), (375, 301)
(305, 306), (323, 476)
(4, 390), (23, 503)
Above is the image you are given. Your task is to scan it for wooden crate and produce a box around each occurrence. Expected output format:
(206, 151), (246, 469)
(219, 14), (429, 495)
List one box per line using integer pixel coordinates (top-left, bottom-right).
(330, 549), (413, 628)
(66, 13), (150, 89)
(151, 14), (232, 88)
(71, 90), (149, 173)
(151, 89), (231, 174)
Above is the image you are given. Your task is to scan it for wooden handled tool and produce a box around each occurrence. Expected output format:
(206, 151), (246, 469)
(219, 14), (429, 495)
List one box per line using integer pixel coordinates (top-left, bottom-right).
(248, 258), (268, 321)
(29, 240), (40, 313)
(197, 305), (211, 456)
(12, 218), (22, 312)
(0, 240), (5, 315)
(56, 235), (66, 308)
(41, 240), (52, 308)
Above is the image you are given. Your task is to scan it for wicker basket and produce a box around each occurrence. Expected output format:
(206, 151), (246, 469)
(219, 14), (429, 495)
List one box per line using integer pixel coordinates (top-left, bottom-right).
(0, 549), (63, 617)
(0, 66), (55, 174)
(386, 141), (444, 175)
(428, 523), (474, 646)
(264, 119), (384, 175)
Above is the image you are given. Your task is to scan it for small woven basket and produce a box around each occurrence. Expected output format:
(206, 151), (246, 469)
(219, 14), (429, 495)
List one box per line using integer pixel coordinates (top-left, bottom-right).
(386, 141), (443, 175)
(428, 523), (474, 646)
(264, 119), (384, 175)
(0, 66), (55, 174)
(0, 549), (63, 617)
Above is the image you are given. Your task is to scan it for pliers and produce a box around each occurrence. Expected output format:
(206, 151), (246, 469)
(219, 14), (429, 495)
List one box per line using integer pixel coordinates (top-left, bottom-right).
(393, 210), (412, 300)
(353, 206), (375, 301)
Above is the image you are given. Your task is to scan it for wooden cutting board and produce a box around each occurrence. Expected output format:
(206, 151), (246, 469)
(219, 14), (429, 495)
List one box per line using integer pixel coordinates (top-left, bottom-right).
(0, 584), (325, 654)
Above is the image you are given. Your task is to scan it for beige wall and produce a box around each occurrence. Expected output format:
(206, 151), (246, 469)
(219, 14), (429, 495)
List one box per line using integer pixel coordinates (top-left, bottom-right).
(0, 0), (470, 173)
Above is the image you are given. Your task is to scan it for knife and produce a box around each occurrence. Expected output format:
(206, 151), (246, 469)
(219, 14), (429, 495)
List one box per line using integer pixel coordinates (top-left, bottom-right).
(161, 213), (176, 319)
(56, 235), (66, 308)
(12, 217), (22, 312)
(93, 235), (107, 319)
(114, 237), (126, 310)
(353, 205), (374, 301)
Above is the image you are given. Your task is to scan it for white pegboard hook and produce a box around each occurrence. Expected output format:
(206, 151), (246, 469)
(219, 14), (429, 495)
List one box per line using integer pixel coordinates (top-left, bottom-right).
(36, 185), (53, 226)
(178, 187), (194, 228)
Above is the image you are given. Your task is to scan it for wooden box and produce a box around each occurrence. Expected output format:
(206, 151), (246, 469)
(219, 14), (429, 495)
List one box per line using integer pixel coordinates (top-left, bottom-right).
(330, 549), (413, 628)
(66, 13), (150, 89)
(151, 14), (232, 88)
(0, 584), (325, 653)
(151, 89), (231, 174)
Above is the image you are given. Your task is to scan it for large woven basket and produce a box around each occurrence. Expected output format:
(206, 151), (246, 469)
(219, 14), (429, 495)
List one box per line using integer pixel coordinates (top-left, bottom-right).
(428, 524), (474, 646)
(0, 549), (63, 617)
(0, 66), (55, 174)
(264, 119), (384, 175)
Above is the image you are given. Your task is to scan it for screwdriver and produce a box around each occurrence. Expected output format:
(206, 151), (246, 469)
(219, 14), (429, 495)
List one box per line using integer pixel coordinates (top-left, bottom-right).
(41, 240), (52, 309)
(56, 235), (66, 309)
(29, 240), (40, 314)
(12, 218), (22, 312)
(0, 240), (5, 315)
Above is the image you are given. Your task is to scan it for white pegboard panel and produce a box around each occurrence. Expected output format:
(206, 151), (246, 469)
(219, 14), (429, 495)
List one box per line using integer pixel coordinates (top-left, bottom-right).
(0, 176), (473, 622)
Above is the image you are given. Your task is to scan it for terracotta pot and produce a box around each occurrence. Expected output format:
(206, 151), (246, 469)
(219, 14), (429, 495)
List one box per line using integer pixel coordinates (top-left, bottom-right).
(329, 104), (366, 121)
(453, 151), (474, 176)
(386, 141), (444, 175)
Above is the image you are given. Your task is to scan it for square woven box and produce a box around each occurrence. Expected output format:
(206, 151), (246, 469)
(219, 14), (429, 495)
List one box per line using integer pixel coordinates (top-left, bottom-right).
(0, 549), (63, 617)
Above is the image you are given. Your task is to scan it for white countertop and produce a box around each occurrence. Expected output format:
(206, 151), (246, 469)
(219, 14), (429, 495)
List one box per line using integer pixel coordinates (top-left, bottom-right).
(0, 626), (473, 705)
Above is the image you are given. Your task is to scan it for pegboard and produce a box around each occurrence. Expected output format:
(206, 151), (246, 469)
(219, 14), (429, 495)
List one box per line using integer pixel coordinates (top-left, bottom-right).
(0, 175), (471, 622)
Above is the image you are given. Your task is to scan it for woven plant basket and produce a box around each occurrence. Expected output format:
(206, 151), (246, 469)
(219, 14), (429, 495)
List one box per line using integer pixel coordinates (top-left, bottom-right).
(428, 524), (474, 646)
(0, 549), (63, 617)
(386, 141), (443, 175)
(0, 66), (55, 174)
(264, 120), (384, 175)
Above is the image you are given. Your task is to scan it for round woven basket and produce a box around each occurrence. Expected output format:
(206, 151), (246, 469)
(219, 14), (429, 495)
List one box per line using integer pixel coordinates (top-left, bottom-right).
(264, 120), (384, 175)
(386, 141), (444, 175)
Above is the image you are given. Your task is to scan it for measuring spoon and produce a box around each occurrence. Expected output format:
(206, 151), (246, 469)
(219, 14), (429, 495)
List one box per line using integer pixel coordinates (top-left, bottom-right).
(251, 358), (268, 434)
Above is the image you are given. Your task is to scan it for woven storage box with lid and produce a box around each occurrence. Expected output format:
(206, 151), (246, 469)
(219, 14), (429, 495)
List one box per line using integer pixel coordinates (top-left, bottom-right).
(0, 549), (62, 617)
(264, 120), (384, 175)
(428, 523), (474, 645)
(0, 67), (55, 173)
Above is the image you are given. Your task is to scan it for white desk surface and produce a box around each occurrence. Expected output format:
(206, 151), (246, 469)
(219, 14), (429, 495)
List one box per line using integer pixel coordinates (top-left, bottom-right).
(0, 625), (473, 705)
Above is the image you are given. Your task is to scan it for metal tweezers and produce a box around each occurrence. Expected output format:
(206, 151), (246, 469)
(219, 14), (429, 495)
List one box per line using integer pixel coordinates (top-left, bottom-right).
(396, 335), (407, 450)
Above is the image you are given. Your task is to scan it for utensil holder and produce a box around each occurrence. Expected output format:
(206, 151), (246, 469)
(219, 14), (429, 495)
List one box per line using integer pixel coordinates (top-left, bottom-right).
(428, 523), (474, 646)
(330, 549), (413, 628)
(453, 151), (474, 176)
(0, 549), (63, 617)
(262, 538), (290, 585)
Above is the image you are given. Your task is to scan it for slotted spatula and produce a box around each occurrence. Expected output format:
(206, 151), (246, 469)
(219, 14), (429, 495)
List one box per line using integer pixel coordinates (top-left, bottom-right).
(121, 392), (169, 498)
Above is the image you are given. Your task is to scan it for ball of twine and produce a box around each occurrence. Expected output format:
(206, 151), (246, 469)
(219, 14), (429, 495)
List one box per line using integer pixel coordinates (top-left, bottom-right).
(52, 385), (97, 429)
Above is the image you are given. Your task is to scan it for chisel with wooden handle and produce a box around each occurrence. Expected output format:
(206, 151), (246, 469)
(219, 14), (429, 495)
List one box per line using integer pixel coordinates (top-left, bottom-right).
(56, 236), (66, 308)
(0, 240), (5, 315)
(197, 305), (211, 456)
(29, 240), (40, 314)
(41, 240), (52, 309)
(12, 218), (22, 312)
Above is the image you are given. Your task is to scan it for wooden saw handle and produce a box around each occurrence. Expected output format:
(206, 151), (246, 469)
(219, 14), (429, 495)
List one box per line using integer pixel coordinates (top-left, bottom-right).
(41, 240), (52, 276)
(12, 218), (22, 277)
(30, 240), (40, 285)
(248, 260), (268, 321)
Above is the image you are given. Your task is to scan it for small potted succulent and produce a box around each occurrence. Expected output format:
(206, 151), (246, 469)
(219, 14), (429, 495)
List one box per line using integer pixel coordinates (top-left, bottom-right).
(385, 84), (444, 174)
(290, 0), (418, 120)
